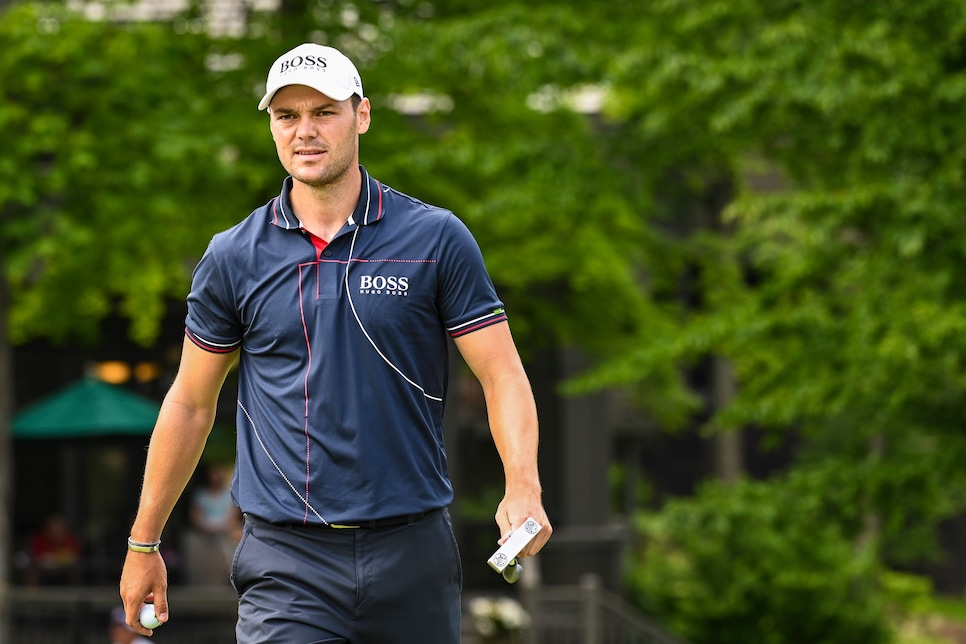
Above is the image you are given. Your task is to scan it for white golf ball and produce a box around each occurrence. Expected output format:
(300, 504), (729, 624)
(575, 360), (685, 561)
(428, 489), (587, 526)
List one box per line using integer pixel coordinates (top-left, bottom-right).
(139, 603), (162, 629)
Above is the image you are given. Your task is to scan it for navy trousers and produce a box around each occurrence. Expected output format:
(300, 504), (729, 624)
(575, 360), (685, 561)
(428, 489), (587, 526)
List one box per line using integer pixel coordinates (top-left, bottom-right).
(231, 509), (462, 643)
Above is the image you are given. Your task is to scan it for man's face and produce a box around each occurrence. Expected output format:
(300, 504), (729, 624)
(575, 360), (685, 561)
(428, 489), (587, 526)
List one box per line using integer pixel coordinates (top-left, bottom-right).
(268, 84), (370, 188)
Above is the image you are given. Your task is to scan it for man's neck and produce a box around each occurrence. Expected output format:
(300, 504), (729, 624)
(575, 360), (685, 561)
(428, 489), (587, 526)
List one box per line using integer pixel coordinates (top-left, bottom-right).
(290, 167), (362, 241)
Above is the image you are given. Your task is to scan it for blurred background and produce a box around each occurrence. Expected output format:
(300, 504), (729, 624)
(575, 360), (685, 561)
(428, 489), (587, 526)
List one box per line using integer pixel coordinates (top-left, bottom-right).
(3, 0), (966, 642)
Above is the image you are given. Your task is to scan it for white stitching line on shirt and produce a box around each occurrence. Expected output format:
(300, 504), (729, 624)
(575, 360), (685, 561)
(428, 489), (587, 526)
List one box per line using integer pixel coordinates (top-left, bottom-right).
(238, 399), (329, 525)
(343, 227), (444, 402)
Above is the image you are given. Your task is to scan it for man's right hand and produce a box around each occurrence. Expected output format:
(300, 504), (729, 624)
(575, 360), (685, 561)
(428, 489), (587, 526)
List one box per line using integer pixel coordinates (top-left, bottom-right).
(119, 552), (169, 636)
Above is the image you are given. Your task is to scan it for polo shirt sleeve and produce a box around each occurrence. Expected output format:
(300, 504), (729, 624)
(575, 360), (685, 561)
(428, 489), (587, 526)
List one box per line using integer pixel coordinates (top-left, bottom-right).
(184, 240), (243, 353)
(437, 215), (508, 338)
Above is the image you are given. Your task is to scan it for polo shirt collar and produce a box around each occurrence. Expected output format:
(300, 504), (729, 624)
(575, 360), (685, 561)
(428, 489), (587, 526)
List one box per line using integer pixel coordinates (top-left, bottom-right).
(269, 165), (385, 231)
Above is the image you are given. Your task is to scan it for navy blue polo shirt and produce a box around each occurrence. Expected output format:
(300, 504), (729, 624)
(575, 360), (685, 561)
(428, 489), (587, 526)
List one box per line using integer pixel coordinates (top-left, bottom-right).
(185, 167), (507, 524)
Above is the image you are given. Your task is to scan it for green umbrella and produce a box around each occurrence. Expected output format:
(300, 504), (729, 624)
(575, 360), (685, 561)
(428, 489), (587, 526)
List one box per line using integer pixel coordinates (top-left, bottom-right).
(13, 377), (159, 439)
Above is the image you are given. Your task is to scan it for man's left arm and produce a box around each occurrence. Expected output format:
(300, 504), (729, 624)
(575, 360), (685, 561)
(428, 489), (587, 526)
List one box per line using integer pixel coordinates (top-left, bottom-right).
(454, 322), (552, 557)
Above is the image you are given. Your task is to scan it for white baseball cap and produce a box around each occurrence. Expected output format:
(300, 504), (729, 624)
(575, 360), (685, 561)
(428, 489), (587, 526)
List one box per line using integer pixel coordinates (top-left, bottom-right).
(258, 43), (364, 110)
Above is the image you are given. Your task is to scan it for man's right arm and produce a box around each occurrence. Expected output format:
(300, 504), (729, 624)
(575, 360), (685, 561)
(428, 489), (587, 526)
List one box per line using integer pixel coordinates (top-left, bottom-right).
(119, 337), (238, 635)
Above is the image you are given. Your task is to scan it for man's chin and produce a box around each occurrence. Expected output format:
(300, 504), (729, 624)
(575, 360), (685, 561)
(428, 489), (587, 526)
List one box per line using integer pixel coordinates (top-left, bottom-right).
(290, 164), (356, 189)
(291, 169), (332, 187)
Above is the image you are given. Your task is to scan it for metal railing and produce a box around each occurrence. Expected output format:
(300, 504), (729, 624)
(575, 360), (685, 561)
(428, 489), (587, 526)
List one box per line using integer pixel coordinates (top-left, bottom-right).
(520, 574), (688, 644)
(11, 576), (685, 644)
(10, 585), (238, 644)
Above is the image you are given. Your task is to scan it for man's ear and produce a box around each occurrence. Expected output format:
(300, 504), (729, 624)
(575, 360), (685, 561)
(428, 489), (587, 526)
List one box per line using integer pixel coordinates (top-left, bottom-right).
(357, 97), (372, 134)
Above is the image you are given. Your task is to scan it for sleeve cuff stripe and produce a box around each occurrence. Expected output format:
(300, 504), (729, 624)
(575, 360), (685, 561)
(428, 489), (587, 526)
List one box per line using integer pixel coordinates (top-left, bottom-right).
(185, 328), (240, 353)
(449, 314), (508, 338)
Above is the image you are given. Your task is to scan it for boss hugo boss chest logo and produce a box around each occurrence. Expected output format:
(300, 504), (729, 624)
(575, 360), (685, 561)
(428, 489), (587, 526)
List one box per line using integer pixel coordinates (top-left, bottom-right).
(279, 55), (327, 75)
(358, 275), (410, 296)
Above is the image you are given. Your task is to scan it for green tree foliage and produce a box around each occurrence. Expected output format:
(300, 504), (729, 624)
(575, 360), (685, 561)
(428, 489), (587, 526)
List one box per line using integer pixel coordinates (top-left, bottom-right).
(0, 2), (267, 345)
(360, 3), (661, 357)
(575, 0), (966, 557)
(629, 475), (892, 644)
(1, 0), (660, 360)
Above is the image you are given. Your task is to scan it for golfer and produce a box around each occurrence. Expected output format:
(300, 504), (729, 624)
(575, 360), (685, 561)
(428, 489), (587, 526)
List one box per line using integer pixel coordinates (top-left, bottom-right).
(119, 42), (551, 642)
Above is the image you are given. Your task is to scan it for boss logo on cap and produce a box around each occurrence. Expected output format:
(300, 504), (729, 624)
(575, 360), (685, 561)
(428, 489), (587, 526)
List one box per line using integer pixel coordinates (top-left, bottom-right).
(279, 55), (327, 74)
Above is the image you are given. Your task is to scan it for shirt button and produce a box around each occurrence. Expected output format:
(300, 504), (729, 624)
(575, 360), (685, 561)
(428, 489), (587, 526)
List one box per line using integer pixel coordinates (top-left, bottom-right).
(323, 250), (332, 256)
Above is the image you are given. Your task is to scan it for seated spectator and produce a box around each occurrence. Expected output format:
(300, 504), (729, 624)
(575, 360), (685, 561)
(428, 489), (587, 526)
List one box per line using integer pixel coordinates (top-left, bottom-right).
(25, 514), (81, 585)
(183, 463), (241, 584)
(190, 463), (241, 538)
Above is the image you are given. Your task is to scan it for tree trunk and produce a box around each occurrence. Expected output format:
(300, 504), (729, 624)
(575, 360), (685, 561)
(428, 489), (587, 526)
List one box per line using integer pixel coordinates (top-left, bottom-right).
(856, 434), (885, 553)
(0, 273), (12, 643)
(712, 356), (742, 483)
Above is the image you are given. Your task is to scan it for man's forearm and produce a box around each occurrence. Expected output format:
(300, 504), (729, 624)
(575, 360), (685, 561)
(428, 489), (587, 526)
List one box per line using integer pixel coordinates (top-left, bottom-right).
(129, 400), (215, 542)
(453, 322), (550, 550)
(485, 371), (541, 492)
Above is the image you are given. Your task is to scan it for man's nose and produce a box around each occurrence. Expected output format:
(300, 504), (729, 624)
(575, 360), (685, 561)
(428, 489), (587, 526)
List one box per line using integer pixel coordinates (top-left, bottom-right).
(296, 118), (318, 139)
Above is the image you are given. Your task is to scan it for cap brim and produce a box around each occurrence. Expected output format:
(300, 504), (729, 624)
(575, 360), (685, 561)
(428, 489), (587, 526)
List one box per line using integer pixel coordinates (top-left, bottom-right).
(257, 90), (275, 111)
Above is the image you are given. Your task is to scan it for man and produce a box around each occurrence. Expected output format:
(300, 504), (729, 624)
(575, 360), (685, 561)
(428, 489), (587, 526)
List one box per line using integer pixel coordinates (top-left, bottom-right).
(119, 43), (551, 642)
